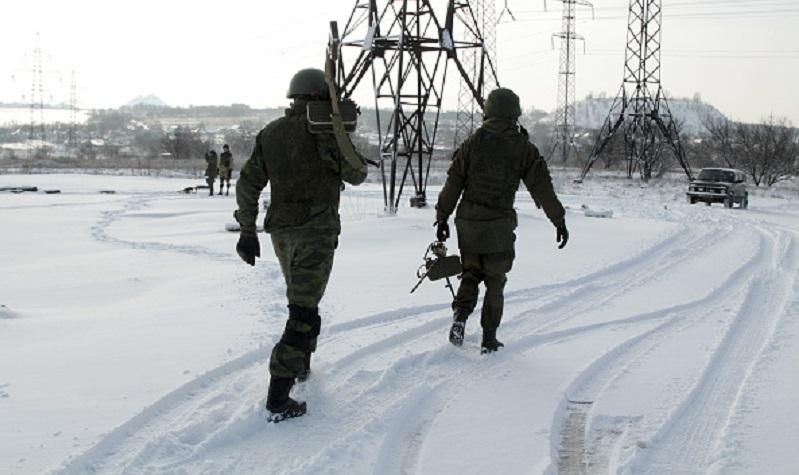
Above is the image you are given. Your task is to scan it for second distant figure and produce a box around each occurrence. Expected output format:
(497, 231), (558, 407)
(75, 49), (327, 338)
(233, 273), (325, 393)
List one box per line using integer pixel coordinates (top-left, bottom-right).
(218, 144), (233, 196)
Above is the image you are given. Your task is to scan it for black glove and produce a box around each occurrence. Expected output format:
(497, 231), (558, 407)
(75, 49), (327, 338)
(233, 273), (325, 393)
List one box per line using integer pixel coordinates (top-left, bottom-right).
(556, 221), (569, 249)
(435, 220), (450, 242)
(236, 231), (261, 266)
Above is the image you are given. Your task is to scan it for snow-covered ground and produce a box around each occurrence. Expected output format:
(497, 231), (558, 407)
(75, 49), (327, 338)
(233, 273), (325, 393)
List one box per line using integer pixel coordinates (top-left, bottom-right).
(1, 173), (797, 475)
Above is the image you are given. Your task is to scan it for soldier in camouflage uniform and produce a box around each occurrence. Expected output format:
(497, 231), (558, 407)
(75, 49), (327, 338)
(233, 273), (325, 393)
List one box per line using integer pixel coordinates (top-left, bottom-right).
(204, 149), (219, 196)
(435, 88), (569, 354)
(234, 68), (368, 422)
(218, 144), (233, 196)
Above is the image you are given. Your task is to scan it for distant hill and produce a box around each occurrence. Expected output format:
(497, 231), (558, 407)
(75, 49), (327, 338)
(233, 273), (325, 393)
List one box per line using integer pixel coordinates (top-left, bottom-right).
(124, 95), (169, 108)
(543, 95), (727, 136)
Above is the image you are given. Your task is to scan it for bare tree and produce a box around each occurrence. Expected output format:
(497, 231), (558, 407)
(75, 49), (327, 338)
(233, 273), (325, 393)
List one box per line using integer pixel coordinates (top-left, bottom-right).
(223, 121), (259, 160)
(700, 115), (739, 168)
(162, 126), (206, 160)
(700, 115), (798, 186)
(741, 116), (799, 186)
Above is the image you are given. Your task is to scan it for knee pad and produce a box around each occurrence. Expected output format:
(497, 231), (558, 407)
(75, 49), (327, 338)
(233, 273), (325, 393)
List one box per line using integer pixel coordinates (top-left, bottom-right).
(284, 305), (321, 351)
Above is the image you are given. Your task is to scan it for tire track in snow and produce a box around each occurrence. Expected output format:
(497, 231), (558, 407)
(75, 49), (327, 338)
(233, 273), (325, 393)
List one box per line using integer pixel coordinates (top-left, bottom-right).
(507, 223), (724, 336)
(54, 217), (724, 474)
(306, 226), (749, 473)
(86, 191), (286, 328)
(89, 194), (237, 262)
(320, 223), (719, 384)
(547, 227), (769, 474)
(318, 222), (696, 345)
(630, 229), (799, 474)
(360, 209), (792, 474)
(55, 345), (271, 474)
(548, 226), (798, 475)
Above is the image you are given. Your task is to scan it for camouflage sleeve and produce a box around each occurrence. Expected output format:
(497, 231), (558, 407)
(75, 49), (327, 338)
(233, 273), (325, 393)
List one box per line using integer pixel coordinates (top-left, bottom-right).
(234, 130), (269, 233)
(435, 144), (468, 223)
(316, 134), (368, 186)
(522, 143), (566, 226)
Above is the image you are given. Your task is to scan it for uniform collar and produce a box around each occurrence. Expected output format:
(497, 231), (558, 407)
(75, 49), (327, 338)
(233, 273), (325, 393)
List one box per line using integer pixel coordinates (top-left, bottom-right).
(285, 99), (310, 116)
(481, 117), (519, 135)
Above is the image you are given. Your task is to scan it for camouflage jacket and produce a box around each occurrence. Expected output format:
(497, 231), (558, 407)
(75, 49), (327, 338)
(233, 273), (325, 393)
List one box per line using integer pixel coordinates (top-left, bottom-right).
(435, 118), (565, 253)
(219, 151), (233, 171)
(234, 99), (368, 234)
(205, 151), (219, 178)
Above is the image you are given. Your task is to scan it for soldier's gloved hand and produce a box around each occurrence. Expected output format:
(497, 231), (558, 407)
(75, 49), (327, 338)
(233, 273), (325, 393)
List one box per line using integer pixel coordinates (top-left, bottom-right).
(435, 221), (450, 242)
(236, 230), (261, 266)
(555, 221), (569, 249)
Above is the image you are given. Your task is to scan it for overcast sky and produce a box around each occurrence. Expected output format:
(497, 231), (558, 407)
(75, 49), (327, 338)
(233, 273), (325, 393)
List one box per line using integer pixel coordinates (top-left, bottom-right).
(1, 0), (797, 124)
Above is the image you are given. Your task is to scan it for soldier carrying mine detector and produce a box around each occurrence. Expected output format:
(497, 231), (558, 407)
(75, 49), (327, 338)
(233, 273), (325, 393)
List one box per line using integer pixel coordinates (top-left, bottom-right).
(435, 87), (569, 354)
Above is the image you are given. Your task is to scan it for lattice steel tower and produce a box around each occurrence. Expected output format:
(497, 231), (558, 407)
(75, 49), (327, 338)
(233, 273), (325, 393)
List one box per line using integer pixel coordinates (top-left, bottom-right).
(549, 0), (591, 163)
(453, 0), (499, 148)
(29, 33), (46, 158)
(576, 0), (691, 182)
(68, 70), (78, 147)
(335, 0), (499, 214)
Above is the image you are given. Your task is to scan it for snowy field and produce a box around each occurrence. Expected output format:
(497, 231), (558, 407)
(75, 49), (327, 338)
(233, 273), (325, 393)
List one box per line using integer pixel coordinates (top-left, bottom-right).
(1, 173), (798, 475)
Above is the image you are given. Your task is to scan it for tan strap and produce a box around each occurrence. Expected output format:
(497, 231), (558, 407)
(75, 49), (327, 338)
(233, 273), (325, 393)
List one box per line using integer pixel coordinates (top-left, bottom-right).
(325, 23), (367, 174)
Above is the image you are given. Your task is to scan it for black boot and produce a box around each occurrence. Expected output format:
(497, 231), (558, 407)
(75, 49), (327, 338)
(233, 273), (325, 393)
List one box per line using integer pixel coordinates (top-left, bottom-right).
(480, 328), (504, 354)
(448, 309), (469, 347)
(266, 377), (307, 423)
(296, 353), (312, 383)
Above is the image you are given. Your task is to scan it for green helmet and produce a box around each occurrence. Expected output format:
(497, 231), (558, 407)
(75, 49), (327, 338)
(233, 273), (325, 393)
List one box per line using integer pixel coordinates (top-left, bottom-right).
(484, 88), (522, 119)
(287, 68), (329, 99)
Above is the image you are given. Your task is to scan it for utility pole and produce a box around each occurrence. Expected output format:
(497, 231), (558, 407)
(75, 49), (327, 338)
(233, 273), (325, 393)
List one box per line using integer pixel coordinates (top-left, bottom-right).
(548, 0), (592, 163)
(454, 0), (499, 148)
(576, 0), (692, 182)
(335, 0), (499, 214)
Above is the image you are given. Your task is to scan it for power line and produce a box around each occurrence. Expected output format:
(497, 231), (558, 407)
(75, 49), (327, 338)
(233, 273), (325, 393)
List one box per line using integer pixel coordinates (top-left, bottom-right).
(585, 49), (799, 59)
(506, 5), (799, 22)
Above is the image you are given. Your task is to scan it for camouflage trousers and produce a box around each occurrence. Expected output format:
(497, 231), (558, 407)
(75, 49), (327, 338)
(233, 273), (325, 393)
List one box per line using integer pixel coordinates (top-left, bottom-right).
(268, 230), (337, 378)
(453, 250), (514, 331)
(205, 176), (216, 195)
(218, 168), (231, 189)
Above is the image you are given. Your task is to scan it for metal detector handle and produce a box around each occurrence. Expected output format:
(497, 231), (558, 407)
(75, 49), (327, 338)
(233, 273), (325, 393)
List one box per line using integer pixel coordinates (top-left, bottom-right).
(410, 263), (429, 294)
(409, 276), (426, 294)
(444, 276), (456, 299)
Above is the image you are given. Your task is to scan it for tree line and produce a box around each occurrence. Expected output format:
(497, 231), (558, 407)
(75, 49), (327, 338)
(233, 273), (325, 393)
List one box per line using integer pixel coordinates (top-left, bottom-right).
(522, 112), (798, 187)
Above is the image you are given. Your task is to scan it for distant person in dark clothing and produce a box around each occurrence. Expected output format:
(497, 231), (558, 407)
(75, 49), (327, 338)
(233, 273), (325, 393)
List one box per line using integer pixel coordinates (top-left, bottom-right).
(204, 149), (219, 196)
(218, 144), (233, 196)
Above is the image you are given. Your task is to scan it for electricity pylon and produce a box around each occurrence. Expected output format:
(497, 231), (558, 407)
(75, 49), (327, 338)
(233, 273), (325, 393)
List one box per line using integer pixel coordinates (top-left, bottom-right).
(576, 0), (692, 182)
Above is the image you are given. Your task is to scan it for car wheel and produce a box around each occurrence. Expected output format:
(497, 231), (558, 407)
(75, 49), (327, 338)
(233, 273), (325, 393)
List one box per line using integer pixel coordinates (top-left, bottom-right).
(688, 196), (696, 205)
(742, 195), (748, 209)
(724, 197), (733, 208)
